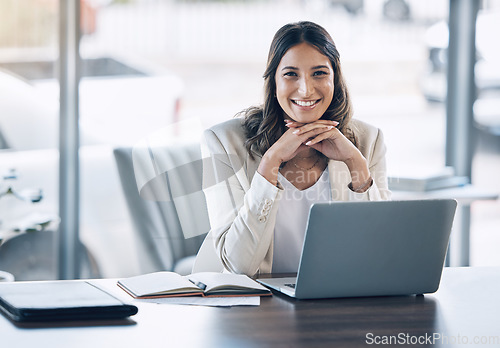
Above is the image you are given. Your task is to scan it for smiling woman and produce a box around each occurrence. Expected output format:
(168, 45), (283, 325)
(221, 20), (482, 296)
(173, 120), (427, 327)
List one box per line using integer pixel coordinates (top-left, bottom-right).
(243, 21), (355, 162)
(193, 21), (391, 277)
(275, 42), (335, 125)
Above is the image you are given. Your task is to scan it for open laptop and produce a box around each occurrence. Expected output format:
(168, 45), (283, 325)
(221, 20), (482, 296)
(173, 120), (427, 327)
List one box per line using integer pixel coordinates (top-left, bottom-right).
(257, 199), (457, 299)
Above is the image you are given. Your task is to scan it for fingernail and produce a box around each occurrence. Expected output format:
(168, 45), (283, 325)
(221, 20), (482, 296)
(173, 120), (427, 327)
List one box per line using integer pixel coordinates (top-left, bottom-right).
(305, 141), (312, 146)
(333, 121), (339, 125)
(293, 130), (300, 134)
(328, 126), (334, 129)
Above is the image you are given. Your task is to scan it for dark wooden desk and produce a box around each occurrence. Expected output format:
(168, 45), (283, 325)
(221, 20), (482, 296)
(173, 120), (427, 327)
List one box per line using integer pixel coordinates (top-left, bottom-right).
(2, 267), (499, 347)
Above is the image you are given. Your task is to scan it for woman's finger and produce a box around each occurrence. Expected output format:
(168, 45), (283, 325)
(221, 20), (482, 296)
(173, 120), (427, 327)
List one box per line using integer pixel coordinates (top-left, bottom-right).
(290, 121), (338, 134)
(304, 128), (338, 146)
(277, 123), (336, 160)
(285, 119), (338, 129)
(294, 125), (336, 138)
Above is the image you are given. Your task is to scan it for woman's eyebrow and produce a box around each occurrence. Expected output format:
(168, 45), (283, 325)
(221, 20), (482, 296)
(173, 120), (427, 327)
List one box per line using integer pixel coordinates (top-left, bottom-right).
(281, 65), (330, 71)
(311, 65), (330, 70)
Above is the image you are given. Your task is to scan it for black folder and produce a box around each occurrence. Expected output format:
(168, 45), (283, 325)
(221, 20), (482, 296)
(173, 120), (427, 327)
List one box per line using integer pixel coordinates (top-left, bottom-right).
(0, 280), (138, 322)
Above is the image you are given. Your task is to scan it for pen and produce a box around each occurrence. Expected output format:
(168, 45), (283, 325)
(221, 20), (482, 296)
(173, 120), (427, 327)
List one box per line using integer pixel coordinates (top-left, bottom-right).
(189, 279), (207, 291)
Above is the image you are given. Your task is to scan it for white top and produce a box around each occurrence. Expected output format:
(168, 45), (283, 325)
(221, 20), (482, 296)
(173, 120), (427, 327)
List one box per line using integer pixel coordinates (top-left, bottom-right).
(272, 169), (332, 273)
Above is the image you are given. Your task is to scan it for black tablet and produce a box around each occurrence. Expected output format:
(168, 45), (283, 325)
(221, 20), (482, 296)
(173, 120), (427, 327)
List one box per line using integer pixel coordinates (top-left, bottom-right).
(0, 280), (138, 322)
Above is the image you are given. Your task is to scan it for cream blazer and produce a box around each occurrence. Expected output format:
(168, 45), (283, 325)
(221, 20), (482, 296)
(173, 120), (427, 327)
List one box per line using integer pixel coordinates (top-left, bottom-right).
(193, 118), (391, 276)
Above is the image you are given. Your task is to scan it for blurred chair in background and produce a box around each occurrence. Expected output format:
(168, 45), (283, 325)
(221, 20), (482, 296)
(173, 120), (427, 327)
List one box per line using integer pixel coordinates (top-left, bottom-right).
(0, 167), (101, 280)
(0, 230), (100, 281)
(113, 143), (209, 275)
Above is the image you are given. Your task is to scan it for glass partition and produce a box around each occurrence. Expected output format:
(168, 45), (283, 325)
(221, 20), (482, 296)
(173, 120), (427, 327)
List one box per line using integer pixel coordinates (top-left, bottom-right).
(1, 0), (499, 280)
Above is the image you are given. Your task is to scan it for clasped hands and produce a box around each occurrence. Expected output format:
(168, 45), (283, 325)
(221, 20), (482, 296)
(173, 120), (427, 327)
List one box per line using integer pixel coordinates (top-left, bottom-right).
(259, 118), (371, 191)
(283, 119), (360, 164)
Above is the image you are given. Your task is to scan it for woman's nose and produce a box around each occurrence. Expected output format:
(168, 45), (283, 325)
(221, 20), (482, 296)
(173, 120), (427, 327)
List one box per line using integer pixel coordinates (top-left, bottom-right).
(298, 76), (313, 97)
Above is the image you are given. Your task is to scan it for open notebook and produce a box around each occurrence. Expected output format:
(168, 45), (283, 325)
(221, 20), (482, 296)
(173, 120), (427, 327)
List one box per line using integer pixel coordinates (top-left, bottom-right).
(118, 271), (271, 298)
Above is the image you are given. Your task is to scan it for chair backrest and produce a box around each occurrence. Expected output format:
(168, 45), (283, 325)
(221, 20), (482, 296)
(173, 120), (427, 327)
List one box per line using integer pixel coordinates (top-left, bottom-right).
(113, 143), (209, 274)
(0, 230), (100, 281)
(0, 128), (8, 149)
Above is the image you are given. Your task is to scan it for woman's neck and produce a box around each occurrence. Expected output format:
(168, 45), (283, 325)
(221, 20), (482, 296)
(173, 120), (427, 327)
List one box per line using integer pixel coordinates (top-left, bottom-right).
(294, 148), (318, 160)
(280, 155), (328, 191)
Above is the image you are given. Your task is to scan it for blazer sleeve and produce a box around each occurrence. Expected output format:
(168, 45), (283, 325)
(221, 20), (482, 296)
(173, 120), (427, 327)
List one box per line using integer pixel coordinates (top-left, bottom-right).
(201, 128), (282, 276)
(347, 127), (392, 201)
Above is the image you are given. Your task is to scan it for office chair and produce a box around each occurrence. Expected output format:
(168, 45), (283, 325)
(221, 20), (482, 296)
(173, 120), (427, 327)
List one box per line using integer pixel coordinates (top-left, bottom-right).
(113, 143), (209, 275)
(0, 230), (100, 281)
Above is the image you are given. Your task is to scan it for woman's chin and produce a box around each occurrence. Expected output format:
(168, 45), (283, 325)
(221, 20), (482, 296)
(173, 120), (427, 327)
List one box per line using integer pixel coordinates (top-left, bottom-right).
(291, 116), (322, 124)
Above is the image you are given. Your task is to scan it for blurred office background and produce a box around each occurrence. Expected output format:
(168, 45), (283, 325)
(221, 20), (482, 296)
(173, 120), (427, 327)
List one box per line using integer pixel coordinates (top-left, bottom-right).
(0, 0), (499, 280)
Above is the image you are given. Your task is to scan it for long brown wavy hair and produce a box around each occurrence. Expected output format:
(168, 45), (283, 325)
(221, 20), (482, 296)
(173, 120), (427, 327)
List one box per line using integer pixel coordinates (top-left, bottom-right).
(242, 21), (356, 159)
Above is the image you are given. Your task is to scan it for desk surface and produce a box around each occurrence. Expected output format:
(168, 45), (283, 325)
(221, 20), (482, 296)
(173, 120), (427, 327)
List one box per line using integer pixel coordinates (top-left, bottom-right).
(2, 267), (499, 348)
(391, 184), (499, 205)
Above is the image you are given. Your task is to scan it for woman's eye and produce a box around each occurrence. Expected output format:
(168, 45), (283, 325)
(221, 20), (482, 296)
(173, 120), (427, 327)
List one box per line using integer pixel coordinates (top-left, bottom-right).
(284, 71), (298, 77)
(313, 70), (328, 76)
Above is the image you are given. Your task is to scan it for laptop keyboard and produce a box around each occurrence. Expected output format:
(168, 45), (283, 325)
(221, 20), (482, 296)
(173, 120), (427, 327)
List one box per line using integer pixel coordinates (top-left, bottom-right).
(284, 283), (296, 289)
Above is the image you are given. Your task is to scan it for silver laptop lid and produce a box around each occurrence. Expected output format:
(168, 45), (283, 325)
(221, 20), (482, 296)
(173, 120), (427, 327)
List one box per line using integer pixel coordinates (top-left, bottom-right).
(294, 199), (457, 299)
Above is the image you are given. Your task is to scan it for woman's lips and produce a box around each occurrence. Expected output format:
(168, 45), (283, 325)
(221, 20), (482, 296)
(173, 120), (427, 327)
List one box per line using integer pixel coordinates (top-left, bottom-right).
(292, 99), (321, 108)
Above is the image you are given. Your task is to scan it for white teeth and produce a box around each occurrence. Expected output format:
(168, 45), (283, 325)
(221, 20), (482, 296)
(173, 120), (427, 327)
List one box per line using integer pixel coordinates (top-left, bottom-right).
(295, 100), (316, 107)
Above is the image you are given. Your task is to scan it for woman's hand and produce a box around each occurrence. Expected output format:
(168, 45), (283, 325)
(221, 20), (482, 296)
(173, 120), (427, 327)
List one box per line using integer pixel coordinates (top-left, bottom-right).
(257, 120), (335, 186)
(285, 120), (356, 162)
(286, 120), (372, 191)
(276, 120), (338, 163)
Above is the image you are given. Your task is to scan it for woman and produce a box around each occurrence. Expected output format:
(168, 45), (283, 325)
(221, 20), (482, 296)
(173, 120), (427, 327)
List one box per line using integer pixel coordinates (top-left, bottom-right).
(194, 21), (391, 276)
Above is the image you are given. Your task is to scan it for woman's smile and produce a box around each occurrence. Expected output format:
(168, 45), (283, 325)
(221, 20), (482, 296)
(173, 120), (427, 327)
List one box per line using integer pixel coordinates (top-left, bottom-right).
(292, 99), (322, 108)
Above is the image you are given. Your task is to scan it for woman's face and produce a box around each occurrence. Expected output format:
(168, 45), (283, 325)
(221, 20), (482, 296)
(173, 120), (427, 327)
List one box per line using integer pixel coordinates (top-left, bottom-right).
(275, 42), (334, 123)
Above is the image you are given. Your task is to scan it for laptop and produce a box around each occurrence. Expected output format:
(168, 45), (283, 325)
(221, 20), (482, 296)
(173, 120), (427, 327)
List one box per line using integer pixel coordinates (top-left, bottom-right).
(257, 199), (457, 299)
